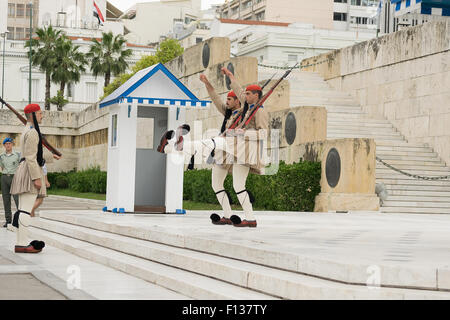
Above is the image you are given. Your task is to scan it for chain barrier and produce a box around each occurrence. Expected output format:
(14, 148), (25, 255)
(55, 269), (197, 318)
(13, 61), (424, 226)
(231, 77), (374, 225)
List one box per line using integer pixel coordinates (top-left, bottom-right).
(257, 59), (329, 70)
(230, 52), (329, 70)
(376, 156), (450, 181)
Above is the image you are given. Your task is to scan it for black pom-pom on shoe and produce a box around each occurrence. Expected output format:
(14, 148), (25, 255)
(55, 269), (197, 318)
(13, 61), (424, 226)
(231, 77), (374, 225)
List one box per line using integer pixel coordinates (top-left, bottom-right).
(210, 213), (221, 223)
(230, 215), (242, 225)
(30, 240), (45, 250)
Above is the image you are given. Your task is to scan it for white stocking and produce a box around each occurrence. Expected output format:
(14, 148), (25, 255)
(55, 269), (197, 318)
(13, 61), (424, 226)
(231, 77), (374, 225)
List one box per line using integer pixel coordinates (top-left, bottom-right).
(232, 164), (255, 221)
(212, 165), (232, 218)
(16, 193), (38, 246)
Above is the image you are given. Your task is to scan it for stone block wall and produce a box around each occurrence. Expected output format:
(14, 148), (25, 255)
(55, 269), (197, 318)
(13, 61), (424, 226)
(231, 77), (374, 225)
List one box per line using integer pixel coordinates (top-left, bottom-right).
(301, 20), (450, 165)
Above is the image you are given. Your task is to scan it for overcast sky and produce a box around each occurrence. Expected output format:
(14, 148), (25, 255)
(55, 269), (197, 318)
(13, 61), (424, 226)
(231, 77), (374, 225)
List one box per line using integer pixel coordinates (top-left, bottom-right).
(108, 0), (225, 11)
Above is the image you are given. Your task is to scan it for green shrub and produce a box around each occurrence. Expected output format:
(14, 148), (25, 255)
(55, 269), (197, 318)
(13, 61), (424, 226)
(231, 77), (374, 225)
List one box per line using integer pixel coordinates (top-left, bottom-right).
(183, 161), (321, 212)
(67, 167), (106, 193)
(55, 174), (69, 189)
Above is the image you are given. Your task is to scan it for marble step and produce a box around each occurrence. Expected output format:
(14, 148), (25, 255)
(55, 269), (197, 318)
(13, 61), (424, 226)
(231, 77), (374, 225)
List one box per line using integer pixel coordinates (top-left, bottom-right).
(376, 179), (450, 187)
(328, 125), (394, 132)
(376, 161), (449, 168)
(29, 226), (276, 300)
(385, 184), (450, 192)
(381, 207), (450, 214)
(327, 113), (386, 120)
(327, 130), (403, 138)
(382, 201), (450, 208)
(327, 119), (394, 126)
(327, 119), (394, 130)
(386, 190), (450, 197)
(31, 212), (450, 296)
(376, 167), (450, 175)
(328, 134), (404, 141)
(376, 145), (434, 153)
(327, 125), (397, 132)
(383, 195), (450, 202)
(375, 141), (433, 148)
(376, 173), (448, 180)
(375, 154), (440, 161)
(32, 218), (443, 299)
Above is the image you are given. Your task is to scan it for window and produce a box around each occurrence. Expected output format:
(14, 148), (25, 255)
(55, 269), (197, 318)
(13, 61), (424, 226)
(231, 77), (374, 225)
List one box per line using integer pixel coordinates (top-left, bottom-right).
(8, 3), (15, 17)
(25, 28), (31, 39)
(351, 0), (361, 5)
(31, 79), (40, 101)
(15, 28), (24, 40)
(334, 0), (347, 2)
(195, 37), (203, 44)
(333, 12), (347, 21)
(7, 27), (14, 40)
(111, 114), (118, 147)
(256, 11), (265, 20)
(288, 54), (298, 62)
(86, 82), (98, 102)
(16, 4), (25, 17)
(243, 1), (252, 9)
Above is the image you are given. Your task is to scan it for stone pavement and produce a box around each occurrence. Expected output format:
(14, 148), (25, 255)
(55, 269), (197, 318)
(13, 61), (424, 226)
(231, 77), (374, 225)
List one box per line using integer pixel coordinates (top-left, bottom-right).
(0, 195), (189, 300)
(2, 195), (450, 299)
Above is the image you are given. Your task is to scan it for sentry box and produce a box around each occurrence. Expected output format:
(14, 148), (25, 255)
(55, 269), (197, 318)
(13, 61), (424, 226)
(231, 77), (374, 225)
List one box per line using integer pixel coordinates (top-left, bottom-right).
(100, 63), (210, 213)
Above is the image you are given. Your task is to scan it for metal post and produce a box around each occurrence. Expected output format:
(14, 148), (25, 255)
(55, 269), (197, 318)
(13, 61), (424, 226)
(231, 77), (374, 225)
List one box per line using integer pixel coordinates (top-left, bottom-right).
(28, 1), (33, 104)
(1, 32), (8, 108)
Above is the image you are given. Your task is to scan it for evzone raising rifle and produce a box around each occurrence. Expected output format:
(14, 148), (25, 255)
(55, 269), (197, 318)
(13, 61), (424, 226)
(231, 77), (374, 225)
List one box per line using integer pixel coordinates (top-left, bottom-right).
(157, 65), (295, 227)
(0, 99), (62, 253)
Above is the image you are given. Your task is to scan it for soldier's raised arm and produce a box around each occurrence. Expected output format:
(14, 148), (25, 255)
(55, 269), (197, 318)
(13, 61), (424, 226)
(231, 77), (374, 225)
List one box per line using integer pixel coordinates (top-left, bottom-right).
(199, 74), (227, 116)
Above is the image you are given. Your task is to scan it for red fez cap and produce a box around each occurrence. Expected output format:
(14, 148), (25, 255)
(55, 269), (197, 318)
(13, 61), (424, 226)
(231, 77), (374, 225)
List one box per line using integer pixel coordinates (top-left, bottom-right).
(227, 91), (237, 98)
(246, 84), (262, 92)
(24, 104), (41, 114)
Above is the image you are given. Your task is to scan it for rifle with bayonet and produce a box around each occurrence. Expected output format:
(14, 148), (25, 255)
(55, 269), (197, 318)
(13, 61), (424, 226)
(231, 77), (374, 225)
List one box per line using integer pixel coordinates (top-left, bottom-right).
(226, 62), (298, 133)
(0, 96), (62, 157)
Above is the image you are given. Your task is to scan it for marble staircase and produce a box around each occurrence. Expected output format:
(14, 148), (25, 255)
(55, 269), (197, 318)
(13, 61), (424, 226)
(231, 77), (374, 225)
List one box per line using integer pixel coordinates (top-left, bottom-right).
(258, 68), (450, 214)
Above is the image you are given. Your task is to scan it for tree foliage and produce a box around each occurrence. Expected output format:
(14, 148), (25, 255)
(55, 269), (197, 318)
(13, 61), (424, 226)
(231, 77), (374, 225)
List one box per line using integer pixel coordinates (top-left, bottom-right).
(88, 32), (132, 88)
(25, 26), (63, 110)
(102, 38), (184, 98)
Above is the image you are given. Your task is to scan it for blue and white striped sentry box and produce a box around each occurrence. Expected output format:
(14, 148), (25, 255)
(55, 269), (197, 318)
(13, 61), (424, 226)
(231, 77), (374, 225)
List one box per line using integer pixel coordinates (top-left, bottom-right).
(100, 63), (210, 215)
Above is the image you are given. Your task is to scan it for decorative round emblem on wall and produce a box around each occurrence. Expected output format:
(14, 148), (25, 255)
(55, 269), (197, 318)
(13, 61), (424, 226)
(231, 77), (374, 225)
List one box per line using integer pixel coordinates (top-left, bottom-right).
(284, 112), (296, 145)
(202, 42), (210, 68)
(326, 148), (341, 188)
(225, 62), (234, 90)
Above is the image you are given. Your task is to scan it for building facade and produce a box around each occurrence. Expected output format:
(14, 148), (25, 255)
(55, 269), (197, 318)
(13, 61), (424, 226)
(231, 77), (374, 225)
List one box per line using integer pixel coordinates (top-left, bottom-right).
(218, 0), (378, 34)
(209, 19), (377, 66)
(0, 0), (155, 111)
(119, 0), (202, 45)
(380, 0), (450, 34)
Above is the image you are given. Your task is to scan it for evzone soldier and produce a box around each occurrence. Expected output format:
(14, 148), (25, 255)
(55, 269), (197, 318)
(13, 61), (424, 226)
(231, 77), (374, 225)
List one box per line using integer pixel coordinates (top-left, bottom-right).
(10, 103), (61, 253)
(158, 67), (269, 228)
(198, 72), (243, 226)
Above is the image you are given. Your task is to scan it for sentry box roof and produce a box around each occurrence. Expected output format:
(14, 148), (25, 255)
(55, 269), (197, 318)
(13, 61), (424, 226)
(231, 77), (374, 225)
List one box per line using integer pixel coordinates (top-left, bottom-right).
(99, 63), (211, 108)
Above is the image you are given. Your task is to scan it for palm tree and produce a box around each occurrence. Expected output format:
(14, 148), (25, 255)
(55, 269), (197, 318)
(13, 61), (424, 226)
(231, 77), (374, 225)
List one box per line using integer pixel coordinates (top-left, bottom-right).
(88, 32), (132, 87)
(25, 26), (63, 110)
(51, 36), (87, 111)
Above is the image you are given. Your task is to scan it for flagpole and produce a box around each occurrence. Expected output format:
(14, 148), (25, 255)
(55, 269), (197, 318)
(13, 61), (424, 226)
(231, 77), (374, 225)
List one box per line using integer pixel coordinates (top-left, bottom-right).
(28, 1), (32, 104)
(75, 0), (78, 28)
